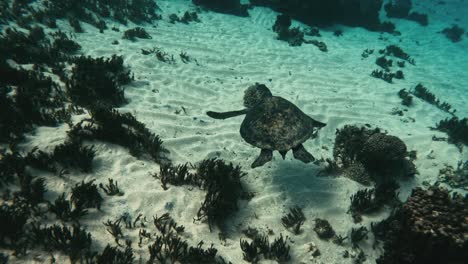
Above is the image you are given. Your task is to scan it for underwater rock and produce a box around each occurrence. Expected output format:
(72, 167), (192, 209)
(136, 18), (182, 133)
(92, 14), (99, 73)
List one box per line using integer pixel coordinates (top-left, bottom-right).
(408, 12), (428, 26)
(307, 39), (328, 52)
(374, 187), (468, 264)
(380, 21), (399, 34)
(272, 14), (292, 33)
(359, 133), (407, 171)
(123, 27), (152, 41)
(251, 0), (383, 30)
(384, 0), (412, 18)
(332, 125), (416, 183)
(272, 14), (308, 46)
(314, 218), (336, 239)
(442, 25), (465, 42)
(192, 0), (249, 17)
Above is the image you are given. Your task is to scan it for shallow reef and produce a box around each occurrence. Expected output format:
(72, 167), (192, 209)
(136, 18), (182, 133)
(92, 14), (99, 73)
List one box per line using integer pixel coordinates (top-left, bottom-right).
(374, 187), (468, 264)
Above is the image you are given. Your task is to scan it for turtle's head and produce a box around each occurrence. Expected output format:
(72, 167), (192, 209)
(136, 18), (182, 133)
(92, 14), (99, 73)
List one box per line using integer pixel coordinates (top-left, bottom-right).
(243, 83), (272, 109)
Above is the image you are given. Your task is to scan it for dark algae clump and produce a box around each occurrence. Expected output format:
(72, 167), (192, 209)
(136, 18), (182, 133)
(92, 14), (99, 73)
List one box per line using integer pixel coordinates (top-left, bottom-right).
(66, 55), (132, 108)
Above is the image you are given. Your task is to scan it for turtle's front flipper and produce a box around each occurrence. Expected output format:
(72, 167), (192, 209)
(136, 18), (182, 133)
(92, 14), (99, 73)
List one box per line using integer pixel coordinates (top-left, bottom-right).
(206, 109), (248, 120)
(292, 144), (315, 163)
(251, 149), (273, 168)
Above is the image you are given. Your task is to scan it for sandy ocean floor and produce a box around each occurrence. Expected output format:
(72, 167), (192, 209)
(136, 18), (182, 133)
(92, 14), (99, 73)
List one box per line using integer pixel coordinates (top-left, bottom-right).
(5, 0), (468, 263)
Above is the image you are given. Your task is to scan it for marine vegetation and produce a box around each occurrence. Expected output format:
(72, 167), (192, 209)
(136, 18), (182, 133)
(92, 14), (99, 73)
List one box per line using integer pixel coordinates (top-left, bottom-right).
(350, 226), (368, 247)
(0, 152), (48, 206)
(398, 88), (413, 106)
(437, 161), (468, 190)
(71, 179), (103, 210)
(371, 69), (394, 83)
(195, 158), (246, 231)
(281, 206), (306, 234)
(39, 0), (161, 29)
(86, 244), (135, 264)
(375, 56), (393, 71)
(50, 30), (82, 54)
(154, 158), (246, 231)
(123, 27), (152, 41)
(49, 193), (88, 222)
(153, 213), (185, 235)
(32, 224), (92, 263)
(99, 178), (125, 196)
(169, 11), (200, 24)
(240, 233), (290, 263)
(349, 188), (379, 222)
(24, 139), (95, 174)
(104, 218), (124, 246)
(0, 202), (29, 252)
(147, 212), (229, 263)
(380, 44), (415, 65)
(411, 83), (456, 115)
(435, 117), (468, 147)
(66, 55), (132, 108)
(0, 64), (69, 144)
(68, 107), (168, 163)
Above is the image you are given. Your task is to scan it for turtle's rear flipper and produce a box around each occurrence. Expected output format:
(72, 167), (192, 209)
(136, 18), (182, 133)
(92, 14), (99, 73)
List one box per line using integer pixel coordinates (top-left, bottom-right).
(251, 149), (273, 168)
(311, 118), (327, 128)
(293, 144), (315, 163)
(207, 109), (248, 119)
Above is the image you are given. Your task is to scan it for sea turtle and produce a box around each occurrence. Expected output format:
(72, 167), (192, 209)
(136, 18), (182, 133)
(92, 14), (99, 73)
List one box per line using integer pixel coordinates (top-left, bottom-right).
(207, 83), (326, 168)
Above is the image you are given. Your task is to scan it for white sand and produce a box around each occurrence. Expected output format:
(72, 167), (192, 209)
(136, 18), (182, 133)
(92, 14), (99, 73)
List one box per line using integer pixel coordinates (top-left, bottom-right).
(6, 0), (468, 263)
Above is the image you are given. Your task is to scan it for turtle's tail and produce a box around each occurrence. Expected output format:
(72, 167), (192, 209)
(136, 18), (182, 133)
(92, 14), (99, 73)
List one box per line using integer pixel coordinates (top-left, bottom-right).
(206, 109), (248, 119)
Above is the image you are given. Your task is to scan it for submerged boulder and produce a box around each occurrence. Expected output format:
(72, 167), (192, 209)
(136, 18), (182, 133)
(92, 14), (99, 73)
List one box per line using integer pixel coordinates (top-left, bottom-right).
(384, 0), (412, 18)
(192, 0), (249, 17)
(251, 0), (383, 30)
(375, 187), (468, 264)
(332, 125), (416, 184)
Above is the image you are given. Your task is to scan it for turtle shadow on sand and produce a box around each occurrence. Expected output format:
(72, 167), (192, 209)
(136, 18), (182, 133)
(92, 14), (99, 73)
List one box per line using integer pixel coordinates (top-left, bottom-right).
(206, 83), (326, 168)
(270, 162), (343, 212)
